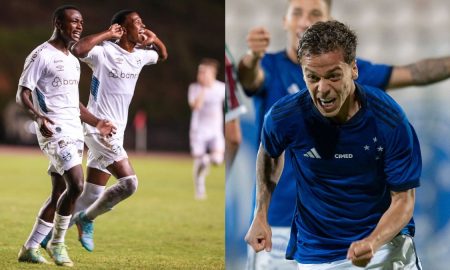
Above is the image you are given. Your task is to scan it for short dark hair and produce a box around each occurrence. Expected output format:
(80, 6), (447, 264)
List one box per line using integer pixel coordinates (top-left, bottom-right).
(297, 20), (357, 64)
(52, 5), (80, 24)
(111, 9), (137, 25)
(199, 58), (219, 72)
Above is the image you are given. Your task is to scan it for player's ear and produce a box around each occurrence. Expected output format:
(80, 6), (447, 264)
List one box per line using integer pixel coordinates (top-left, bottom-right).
(351, 60), (358, 80)
(55, 19), (62, 30)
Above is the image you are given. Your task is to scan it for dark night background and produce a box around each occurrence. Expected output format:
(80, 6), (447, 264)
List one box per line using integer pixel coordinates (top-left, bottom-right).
(0, 0), (224, 152)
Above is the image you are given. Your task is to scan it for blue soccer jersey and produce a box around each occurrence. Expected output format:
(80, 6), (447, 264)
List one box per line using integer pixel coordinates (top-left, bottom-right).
(261, 83), (422, 263)
(245, 50), (393, 227)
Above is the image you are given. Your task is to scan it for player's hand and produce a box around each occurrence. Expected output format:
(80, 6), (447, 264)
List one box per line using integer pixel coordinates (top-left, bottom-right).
(96, 119), (117, 138)
(109, 23), (123, 39)
(347, 239), (376, 267)
(246, 27), (271, 59)
(244, 214), (272, 252)
(36, 115), (55, 138)
(139, 29), (157, 46)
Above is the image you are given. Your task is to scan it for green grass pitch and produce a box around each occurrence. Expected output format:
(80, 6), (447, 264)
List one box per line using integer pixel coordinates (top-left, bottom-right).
(0, 149), (224, 269)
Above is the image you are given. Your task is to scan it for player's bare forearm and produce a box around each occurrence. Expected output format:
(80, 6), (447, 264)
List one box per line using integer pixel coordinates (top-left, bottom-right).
(153, 37), (168, 61)
(347, 189), (415, 266)
(388, 56), (450, 89)
(367, 189), (415, 249)
(71, 31), (109, 58)
(72, 24), (122, 58)
(245, 145), (283, 252)
(18, 87), (40, 120)
(18, 87), (54, 137)
(238, 54), (265, 94)
(79, 102), (99, 127)
(79, 102), (116, 137)
(255, 145), (284, 214)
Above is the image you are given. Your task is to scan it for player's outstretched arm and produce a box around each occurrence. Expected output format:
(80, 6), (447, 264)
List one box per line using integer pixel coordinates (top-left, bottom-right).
(245, 144), (284, 252)
(346, 189), (415, 267)
(79, 102), (117, 137)
(17, 87), (54, 138)
(388, 56), (450, 89)
(71, 24), (123, 58)
(237, 27), (270, 94)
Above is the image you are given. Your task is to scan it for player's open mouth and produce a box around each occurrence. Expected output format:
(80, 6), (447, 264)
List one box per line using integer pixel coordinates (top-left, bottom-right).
(318, 98), (336, 110)
(73, 31), (81, 39)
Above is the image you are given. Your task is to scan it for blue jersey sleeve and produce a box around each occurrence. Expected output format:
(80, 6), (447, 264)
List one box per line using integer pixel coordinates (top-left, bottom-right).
(356, 58), (393, 90)
(384, 119), (422, 191)
(261, 109), (288, 158)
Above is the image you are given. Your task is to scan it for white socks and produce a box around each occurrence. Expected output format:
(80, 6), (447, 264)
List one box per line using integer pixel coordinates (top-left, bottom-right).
(193, 156), (210, 198)
(50, 213), (71, 244)
(73, 182), (106, 214)
(85, 175), (138, 220)
(24, 218), (53, 249)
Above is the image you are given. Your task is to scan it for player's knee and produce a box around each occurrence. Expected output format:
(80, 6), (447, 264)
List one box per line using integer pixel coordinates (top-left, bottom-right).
(118, 175), (138, 197)
(69, 180), (84, 198)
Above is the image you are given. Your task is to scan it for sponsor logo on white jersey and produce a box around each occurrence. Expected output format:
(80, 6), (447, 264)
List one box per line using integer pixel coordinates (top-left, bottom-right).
(108, 68), (139, 79)
(52, 76), (79, 87)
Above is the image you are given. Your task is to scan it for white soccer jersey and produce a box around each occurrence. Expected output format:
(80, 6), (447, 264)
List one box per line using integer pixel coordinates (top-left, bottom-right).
(80, 41), (159, 135)
(189, 80), (225, 138)
(17, 42), (83, 144)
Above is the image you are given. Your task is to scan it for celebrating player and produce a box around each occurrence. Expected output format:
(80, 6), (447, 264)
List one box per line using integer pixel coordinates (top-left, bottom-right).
(67, 9), (167, 252)
(238, 0), (450, 268)
(246, 20), (422, 269)
(188, 58), (225, 199)
(16, 5), (114, 266)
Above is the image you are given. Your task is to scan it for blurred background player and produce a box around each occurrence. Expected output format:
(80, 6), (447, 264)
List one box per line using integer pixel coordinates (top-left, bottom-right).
(225, 45), (246, 171)
(237, 0), (450, 268)
(67, 9), (168, 252)
(246, 20), (422, 269)
(189, 58), (225, 199)
(16, 5), (114, 267)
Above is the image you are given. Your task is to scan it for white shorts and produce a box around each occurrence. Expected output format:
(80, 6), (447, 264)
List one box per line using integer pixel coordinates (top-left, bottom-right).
(297, 235), (422, 270)
(190, 133), (225, 157)
(41, 136), (84, 175)
(85, 133), (128, 174)
(246, 227), (297, 270)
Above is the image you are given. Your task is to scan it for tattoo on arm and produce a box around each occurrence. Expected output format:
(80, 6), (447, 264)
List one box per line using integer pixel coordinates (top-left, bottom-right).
(255, 146), (284, 211)
(408, 57), (450, 85)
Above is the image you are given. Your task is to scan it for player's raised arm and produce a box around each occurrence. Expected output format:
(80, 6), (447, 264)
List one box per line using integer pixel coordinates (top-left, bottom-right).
(237, 27), (270, 93)
(245, 144), (284, 252)
(71, 23), (123, 58)
(140, 29), (168, 61)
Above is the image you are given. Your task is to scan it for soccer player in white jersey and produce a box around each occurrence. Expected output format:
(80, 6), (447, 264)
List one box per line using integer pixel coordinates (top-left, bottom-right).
(188, 58), (225, 200)
(68, 9), (167, 252)
(16, 5), (115, 267)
